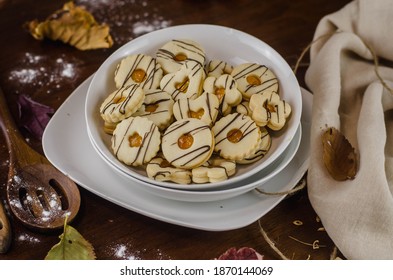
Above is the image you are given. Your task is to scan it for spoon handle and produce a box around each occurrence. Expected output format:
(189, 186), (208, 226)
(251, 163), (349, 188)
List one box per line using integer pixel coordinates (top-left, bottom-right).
(0, 198), (11, 253)
(0, 87), (13, 253)
(0, 86), (16, 151)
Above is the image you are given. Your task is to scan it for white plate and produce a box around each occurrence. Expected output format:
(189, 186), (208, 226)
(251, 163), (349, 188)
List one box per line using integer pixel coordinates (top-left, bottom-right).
(43, 75), (311, 230)
(85, 24), (302, 190)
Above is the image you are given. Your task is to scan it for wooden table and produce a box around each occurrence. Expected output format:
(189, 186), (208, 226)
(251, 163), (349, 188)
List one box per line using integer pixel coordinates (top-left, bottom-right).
(0, 0), (351, 260)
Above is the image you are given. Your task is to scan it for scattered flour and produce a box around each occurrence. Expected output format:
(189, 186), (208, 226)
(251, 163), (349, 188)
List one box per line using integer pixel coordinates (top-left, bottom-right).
(8, 1), (172, 93)
(18, 233), (41, 243)
(132, 19), (171, 37)
(110, 243), (140, 260)
(8, 52), (81, 94)
(75, 0), (172, 44)
(106, 242), (171, 260)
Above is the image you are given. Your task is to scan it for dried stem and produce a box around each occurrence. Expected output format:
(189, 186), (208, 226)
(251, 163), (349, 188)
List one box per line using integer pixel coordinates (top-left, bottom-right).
(293, 32), (338, 75)
(330, 246), (341, 260)
(255, 177), (306, 196)
(258, 220), (289, 260)
(293, 30), (393, 95)
(362, 40), (393, 95)
(288, 236), (326, 249)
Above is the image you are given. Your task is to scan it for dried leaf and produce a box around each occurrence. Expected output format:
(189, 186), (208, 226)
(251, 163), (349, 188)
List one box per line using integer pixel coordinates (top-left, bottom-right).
(17, 94), (54, 140)
(45, 221), (96, 260)
(321, 127), (358, 181)
(25, 1), (113, 50)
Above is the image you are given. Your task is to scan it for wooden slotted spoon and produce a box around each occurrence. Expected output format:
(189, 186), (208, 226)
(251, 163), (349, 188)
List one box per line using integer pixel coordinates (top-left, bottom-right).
(0, 88), (80, 239)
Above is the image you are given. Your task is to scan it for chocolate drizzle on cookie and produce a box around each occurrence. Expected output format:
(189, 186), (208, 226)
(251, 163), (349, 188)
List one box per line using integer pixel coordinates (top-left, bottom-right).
(174, 92), (219, 126)
(101, 84), (138, 115)
(170, 144), (212, 167)
(207, 60), (233, 77)
(212, 113), (261, 160)
(114, 54), (163, 89)
(238, 128), (271, 163)
(156, 39), (206, 70)
(162, 119), (213, 169)
(232, 63), (279, 98)
(112, 116), (160, 166)
(214, 113), (258, 145)
(160, 61), (205, 100)
(147, 158), (192, 184)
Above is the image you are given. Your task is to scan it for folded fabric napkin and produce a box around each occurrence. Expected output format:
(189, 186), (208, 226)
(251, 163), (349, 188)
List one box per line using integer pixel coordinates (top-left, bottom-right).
(305, 0), (393, 259)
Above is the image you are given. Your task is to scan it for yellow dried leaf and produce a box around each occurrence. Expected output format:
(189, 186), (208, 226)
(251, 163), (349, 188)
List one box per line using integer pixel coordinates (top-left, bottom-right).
(25, 1), (113, 50)
(45, 219), (96, 260)
(321, 127), (358, 181)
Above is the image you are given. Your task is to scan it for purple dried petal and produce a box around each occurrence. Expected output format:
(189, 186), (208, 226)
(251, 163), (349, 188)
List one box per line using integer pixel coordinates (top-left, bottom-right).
(17, 94), (54, 140)
(217, 247), (264, 260)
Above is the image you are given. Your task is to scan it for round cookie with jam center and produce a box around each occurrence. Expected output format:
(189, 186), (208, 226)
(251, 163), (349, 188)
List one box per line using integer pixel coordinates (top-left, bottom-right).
(114, 54), (163, 89)
(100, 83), (145, 124)
(111, 116), (161, 167)
(133, 89), (175, 130)
(156, 39), (206, 74)
(162, 118), (214, 169)
(212, 113), (262, 161)
(231, 62), (279, 100)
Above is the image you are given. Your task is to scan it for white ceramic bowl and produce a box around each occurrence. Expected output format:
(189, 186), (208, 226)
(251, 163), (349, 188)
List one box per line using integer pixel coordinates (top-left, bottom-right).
(85, 24), (302, 190)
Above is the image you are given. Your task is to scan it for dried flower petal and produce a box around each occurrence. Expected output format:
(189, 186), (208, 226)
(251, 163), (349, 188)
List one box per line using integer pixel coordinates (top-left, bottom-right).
(17, 94), (54, 140)
(25, 1), (113, 50)
(321, 127), (358, 181)
(216, 247), (263, 260)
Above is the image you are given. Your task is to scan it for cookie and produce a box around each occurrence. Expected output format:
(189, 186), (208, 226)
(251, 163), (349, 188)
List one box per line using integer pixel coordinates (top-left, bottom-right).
(212, 113), (261, 160)
(206, 60), (233, 78)
(100, 83), (145, 124)
(103, 121), (117, 135)
(249, 91), (291, 130)
(203, 74), (242, 116)
(236, 127), (271, 164)
(133, 89), (174, 130)
(146, 157), (192, 184)
(156, 39), (206, 73)
(231, 63), (279, 100)
(236, 101), (252, 117)
(162, 118), (214, 169)
(114, 54), (163, 89)
(173, 92), (219, 126)
(192, 157), (236, 183)
(160, 60), (205, 100)
(111, 116), (161, 166)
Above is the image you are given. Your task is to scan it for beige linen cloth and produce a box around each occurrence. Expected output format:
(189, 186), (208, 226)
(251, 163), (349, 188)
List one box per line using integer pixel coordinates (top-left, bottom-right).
(305, 0), (393, 259)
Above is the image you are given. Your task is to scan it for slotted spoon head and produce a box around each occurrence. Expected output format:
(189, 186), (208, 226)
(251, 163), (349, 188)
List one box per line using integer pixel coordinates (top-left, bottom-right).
(7, 163), (80, 232)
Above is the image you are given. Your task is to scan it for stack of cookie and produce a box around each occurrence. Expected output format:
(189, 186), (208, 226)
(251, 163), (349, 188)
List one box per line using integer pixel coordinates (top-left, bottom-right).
(99, 39), (291, 185)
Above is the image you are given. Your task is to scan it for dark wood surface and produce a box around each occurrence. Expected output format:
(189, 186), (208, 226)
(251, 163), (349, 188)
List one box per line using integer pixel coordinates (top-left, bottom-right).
(0, 0), (351, 260)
